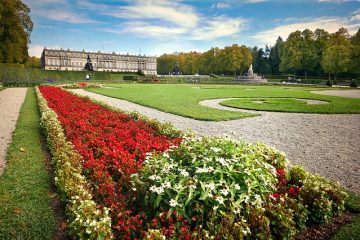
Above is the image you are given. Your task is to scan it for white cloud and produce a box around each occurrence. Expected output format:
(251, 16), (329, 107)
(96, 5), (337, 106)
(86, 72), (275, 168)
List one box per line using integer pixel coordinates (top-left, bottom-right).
(192, 17), (246, 40)
(252, 17), (360, 46)
(34, 9), (98, 24)
(107, 22), (188, 38)
(79, 0), (199, 28)
(213, 2), (231, 9)
(84, 0), (247, 41)
(28, 45), (45, 57)
(351, 9), (360, 21)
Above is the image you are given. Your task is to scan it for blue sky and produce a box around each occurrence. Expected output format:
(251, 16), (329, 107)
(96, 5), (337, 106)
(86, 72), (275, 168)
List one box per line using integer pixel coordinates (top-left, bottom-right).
(24, 0), (360, 57)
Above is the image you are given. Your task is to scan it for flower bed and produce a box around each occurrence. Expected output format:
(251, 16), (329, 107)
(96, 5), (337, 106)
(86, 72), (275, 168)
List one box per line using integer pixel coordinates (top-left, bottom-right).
(37, 86), (347, 239)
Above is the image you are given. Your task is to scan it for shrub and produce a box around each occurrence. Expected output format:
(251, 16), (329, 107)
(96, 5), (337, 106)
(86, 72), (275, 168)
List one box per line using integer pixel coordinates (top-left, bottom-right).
(350, 79), (358, 88)
(326, 80), (333, 87)
(132, 135), (347, 239)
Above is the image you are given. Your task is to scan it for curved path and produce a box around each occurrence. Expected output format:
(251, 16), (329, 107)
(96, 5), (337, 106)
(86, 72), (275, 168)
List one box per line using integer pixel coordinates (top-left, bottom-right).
(72, 89), (360, 193)
(0, 88), (27, 175)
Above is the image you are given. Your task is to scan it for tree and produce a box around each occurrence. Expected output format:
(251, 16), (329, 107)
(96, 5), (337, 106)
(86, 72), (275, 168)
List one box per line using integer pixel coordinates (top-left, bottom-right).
(252, 47), (271, 75)
(313, 29), (330, 76)
(269, 37), (284, 75)
(280, 31), (303, 76)
(26, 56), (41, 68)
(321, 28), (351, 80)
(350, 28), (360, 78)
(280, 30), (317, 79)
(0, 0), (33, 64)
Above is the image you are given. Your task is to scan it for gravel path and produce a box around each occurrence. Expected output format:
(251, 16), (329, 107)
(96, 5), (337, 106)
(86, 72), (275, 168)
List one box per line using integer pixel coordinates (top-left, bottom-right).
(72, 89), (360, 193)
(311, 89), (360, 98)
(0, 88), (27, 175)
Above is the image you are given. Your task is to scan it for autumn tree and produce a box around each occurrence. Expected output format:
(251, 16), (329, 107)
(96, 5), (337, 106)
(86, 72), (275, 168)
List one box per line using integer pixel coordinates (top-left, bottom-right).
(321, 28), (351, 80)
(0, 0), (33, 64)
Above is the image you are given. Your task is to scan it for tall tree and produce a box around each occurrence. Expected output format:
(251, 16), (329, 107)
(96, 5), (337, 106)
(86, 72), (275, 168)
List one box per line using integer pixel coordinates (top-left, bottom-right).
(269, 37), (284, 75)
(321, 28), (351, 80)
(0, 0), (33, 63)
(280, 31), (303, 76)
(350, 28), (360, 78)
(313, 29), (330, 76)
(280, 29), (317, 78)
(252, 47), (271, 75)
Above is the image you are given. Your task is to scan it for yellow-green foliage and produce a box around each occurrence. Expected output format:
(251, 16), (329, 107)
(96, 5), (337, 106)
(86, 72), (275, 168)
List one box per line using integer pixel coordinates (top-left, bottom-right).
(36, 87), (112, 240)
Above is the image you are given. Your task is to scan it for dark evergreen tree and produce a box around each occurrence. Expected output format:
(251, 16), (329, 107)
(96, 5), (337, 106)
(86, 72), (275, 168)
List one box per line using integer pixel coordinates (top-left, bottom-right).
(269, 37), (284, 75)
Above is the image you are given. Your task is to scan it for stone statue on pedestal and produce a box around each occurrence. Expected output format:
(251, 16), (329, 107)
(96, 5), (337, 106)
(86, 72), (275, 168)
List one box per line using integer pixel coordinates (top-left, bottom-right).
(84, 54), (94, 71)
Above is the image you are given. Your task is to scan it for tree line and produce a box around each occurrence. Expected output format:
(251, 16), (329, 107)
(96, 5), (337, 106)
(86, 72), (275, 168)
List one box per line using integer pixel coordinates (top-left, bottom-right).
(157, 28), (360, 80)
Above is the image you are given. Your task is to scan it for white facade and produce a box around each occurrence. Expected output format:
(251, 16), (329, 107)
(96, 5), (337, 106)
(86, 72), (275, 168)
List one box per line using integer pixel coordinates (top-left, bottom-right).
(41, 48), (157, 74)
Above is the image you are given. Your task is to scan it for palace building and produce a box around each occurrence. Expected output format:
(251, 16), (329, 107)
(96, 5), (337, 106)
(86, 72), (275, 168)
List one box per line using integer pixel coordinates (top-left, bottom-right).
(41, 48), (157, 74)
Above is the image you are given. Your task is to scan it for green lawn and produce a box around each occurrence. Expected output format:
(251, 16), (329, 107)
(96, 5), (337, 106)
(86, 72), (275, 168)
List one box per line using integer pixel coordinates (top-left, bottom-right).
(87, 84), (360, 121)
(0, 88), (57, 239)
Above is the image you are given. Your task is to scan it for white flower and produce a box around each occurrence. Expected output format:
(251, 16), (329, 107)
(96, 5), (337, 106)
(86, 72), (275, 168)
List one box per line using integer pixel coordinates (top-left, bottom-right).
(215, 196), (225, 205)
(169, 199), (178, 207)
(180, 169), (189, 177)
(220, 188), (229, 196)
(233, 207), (241, 214)
(208, 193), (213, 198)
(132, 188), (137, 191)
(210, 147), (221, 153)
(149, 175), (157, 181)
(207, 182), (216, 191)
(150, 185), (157, 192)
(234, 184), (241, 190)
(163, 152), (170, 158)
(195, 167), (208, 173)
(162, 181), (171, 188)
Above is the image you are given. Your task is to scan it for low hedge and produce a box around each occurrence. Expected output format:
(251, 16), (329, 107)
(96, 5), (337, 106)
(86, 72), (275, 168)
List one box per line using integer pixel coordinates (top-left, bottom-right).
(36, 87), (112, 239)
(0, 66), (139, 86)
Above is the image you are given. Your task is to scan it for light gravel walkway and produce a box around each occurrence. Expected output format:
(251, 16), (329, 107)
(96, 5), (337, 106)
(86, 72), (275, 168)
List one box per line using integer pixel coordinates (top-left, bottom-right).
(0, 88), (27, 175)
(72, 89), (360, 193)
(311, 89), (360, 98)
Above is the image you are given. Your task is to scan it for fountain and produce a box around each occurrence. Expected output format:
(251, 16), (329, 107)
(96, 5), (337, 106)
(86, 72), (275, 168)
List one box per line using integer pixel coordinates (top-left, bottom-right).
(235, 64), (267, 83)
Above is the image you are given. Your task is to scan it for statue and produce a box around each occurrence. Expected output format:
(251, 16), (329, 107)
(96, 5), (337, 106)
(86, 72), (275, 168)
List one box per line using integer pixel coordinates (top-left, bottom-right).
(248, 64), (254, 75)
(84, 54), (94, 71)
(172, 63), (181, 75)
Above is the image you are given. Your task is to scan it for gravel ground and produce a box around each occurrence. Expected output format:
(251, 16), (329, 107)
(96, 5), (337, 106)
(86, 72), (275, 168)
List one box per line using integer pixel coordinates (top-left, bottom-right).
(0, 88), (27, 175)
(311, 89), (360, 98)
(72, 89), (360, 193)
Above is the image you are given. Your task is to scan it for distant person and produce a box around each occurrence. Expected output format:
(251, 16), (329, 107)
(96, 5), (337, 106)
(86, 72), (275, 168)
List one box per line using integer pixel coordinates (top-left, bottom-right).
(86, 74), (90, 80)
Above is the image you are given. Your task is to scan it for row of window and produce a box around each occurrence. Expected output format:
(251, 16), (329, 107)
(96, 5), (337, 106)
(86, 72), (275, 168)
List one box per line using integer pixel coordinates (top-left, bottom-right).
(45, 59), (156, 70)
(45, 53), (156, 62)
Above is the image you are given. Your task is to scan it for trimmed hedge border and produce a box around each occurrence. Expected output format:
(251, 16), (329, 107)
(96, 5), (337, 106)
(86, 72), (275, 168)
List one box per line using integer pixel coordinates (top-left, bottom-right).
(36, 87), (112, 239)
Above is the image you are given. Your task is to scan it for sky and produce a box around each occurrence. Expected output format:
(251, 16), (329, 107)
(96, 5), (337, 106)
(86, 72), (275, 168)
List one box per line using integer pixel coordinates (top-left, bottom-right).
(24, 0), (360, 57)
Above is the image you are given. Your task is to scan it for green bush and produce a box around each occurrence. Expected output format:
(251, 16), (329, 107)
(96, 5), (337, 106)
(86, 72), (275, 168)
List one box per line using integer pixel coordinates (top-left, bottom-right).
(350, 79), (358, 88)
(131, 135), (347, 239)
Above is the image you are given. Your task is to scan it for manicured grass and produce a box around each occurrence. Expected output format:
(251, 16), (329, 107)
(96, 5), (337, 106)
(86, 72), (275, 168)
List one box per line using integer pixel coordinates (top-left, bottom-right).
(332, 191), (360, 240)
(87, 84), (360, 121)
(0, 88), (57, 239)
